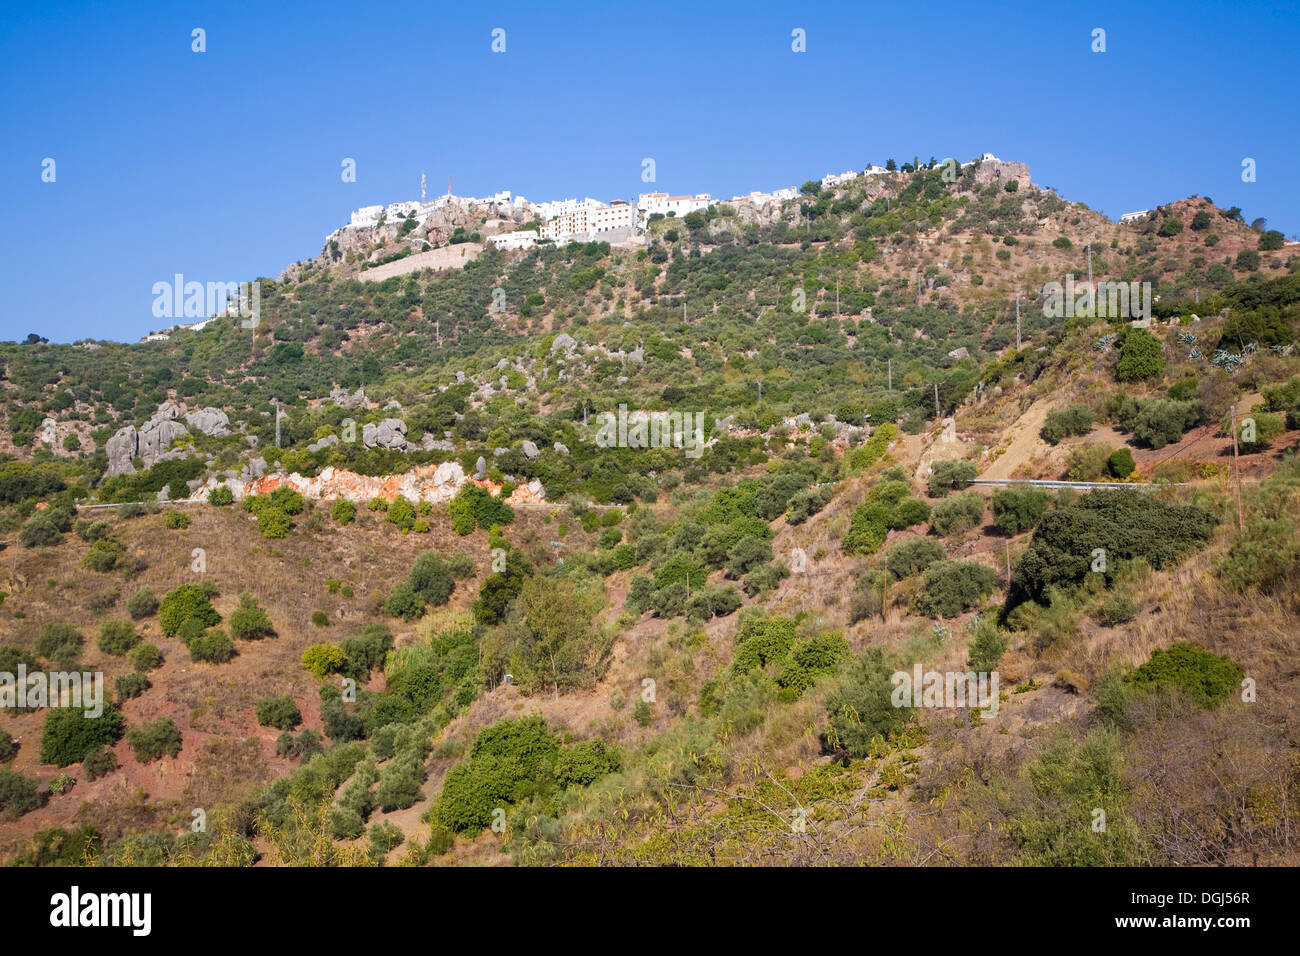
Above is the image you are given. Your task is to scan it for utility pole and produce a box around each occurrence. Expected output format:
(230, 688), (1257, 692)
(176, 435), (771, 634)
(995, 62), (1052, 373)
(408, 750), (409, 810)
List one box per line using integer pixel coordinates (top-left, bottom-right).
(888, 358), (892, 392)
(933, 383), (941, 418)
(916, 271), (922, 308)
(1230, 404), (1244, 531)
(836, 274), (840, 316)
(1015, 295), (1022, 350)
(1005, 539), (1012, 588)
(757, 381), (763, 403)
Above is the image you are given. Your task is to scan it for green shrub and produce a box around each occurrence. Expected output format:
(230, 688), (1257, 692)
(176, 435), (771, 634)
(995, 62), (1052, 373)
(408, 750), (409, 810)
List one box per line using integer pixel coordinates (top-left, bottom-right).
(126, 588), (159, 620)
(967, 617), (1009, 671)
(824, 647), (913, 758)
(163, 511), (191, 530)
(228, 593), (275, 640)
(269, 486), (305, 515)
(928, 460), (978, 497)
(435, 717), (560, 831)
(302, 643), (347, 679)
(786, 486), (832, 524)
(128, 643), (163, 671)
(19, 512), (64, 548)
(39, 707), (126, 767)
(930, 492), (984, 536)
(1132, 399), (1201, 449)
(884, 537), (948, 579)
(0, 769), (46, 821)
(35, 623), (83, 668)
(331, 499), (356, 524)
(158, 584), (220, 638)
(97, 620), (139, 656)
(82, 746), (119, 781)
(386, 495), (417, 531)
(115, 672), (150, 701)
(843, 481), (929, 555)
(914, 560), (998, 618)
(1106, 447), (1136, 479)
(1040, 405), (1094, 445)
(991, 487), (1051, 534)
(188, 629), (236, 663)
(81, 537), (125, 572)
(1011, 489), (1216, 605)
(0, 730), (16, 762)
(127, 717), (183, 762)
(208, 485), (234, 506)
(1126, 642), (1243, 708)
(255, 696), (303, 731)
(1115, 328), (1165, 382)
(384, 582), (424, 621)
(408, 551), (454, 607)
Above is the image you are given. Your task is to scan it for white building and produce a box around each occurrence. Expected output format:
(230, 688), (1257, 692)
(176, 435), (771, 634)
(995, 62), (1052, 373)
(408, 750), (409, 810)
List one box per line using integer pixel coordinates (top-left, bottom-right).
(821, 170), (858, 188)
(539, 199), (636, 241)
(637, 192), (712, 219)
(349, 205), (384, 228)
(863, 165), (888, 177)
(487, 230), (540, 251)
(1120, 209), (1151, 224)
(385, 200), (420, 220)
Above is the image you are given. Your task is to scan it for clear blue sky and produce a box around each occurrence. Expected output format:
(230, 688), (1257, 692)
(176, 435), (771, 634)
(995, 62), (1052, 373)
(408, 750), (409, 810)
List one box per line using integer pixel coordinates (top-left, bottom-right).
(2, 0), (1297, 343)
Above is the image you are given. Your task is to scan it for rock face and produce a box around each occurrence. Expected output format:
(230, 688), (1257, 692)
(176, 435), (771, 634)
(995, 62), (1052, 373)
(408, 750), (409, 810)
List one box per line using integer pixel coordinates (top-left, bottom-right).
(185, 407), (230, 436)
(106, 426), (138, 476)
(330, 387), (368, 409)
(362, 418), (408, 450)
(104, 404), (192, 476)
(185, 460), (532, 507)
(307, 434), (339, 453)
(972, 158), (1031, 192)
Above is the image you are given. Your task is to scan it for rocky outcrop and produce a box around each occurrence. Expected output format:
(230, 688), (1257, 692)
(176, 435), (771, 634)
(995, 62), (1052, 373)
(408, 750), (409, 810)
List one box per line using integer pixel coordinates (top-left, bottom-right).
(307, 434), (339, 453)
(184, 460), (532, 507)
(105, 404), (192, 476)
(185, 407), (230, 436)
(362, 418), (407, 450)
(106, 426), (138, 476)
(330, 386), (368, 409)
(551, 333), (577, 353)
(521, 439), (539, 460)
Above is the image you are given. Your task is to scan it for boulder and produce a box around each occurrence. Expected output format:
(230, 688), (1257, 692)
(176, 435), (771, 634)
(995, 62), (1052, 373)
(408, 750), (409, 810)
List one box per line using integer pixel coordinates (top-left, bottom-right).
(553, 442), (569, 455)
(362, 418), (408, 450)
(185, 407), (230, 436)
(432, 461), (465, 490)
(550, 333), (576, 353)
(307, 434), (339, 453)
(521, 439), (539, 460)
(240, 456), (267, 481)
(105, 426), (138, 476)
(475, 456), (487, 478)
(137, 418), (189, 467)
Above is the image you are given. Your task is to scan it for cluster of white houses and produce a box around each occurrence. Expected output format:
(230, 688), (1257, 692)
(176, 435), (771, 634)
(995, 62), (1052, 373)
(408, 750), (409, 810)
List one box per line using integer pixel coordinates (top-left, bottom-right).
(339, 156), (1016, 249)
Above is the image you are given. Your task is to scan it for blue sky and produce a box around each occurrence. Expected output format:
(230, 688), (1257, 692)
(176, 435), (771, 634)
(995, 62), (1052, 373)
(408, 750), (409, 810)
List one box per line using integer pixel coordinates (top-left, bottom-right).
(2, 0), (1297, 343)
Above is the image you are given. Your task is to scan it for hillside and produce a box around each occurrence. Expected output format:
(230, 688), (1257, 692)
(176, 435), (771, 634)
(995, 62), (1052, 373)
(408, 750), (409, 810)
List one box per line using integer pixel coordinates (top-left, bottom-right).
(1, 157), (1299, 867)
